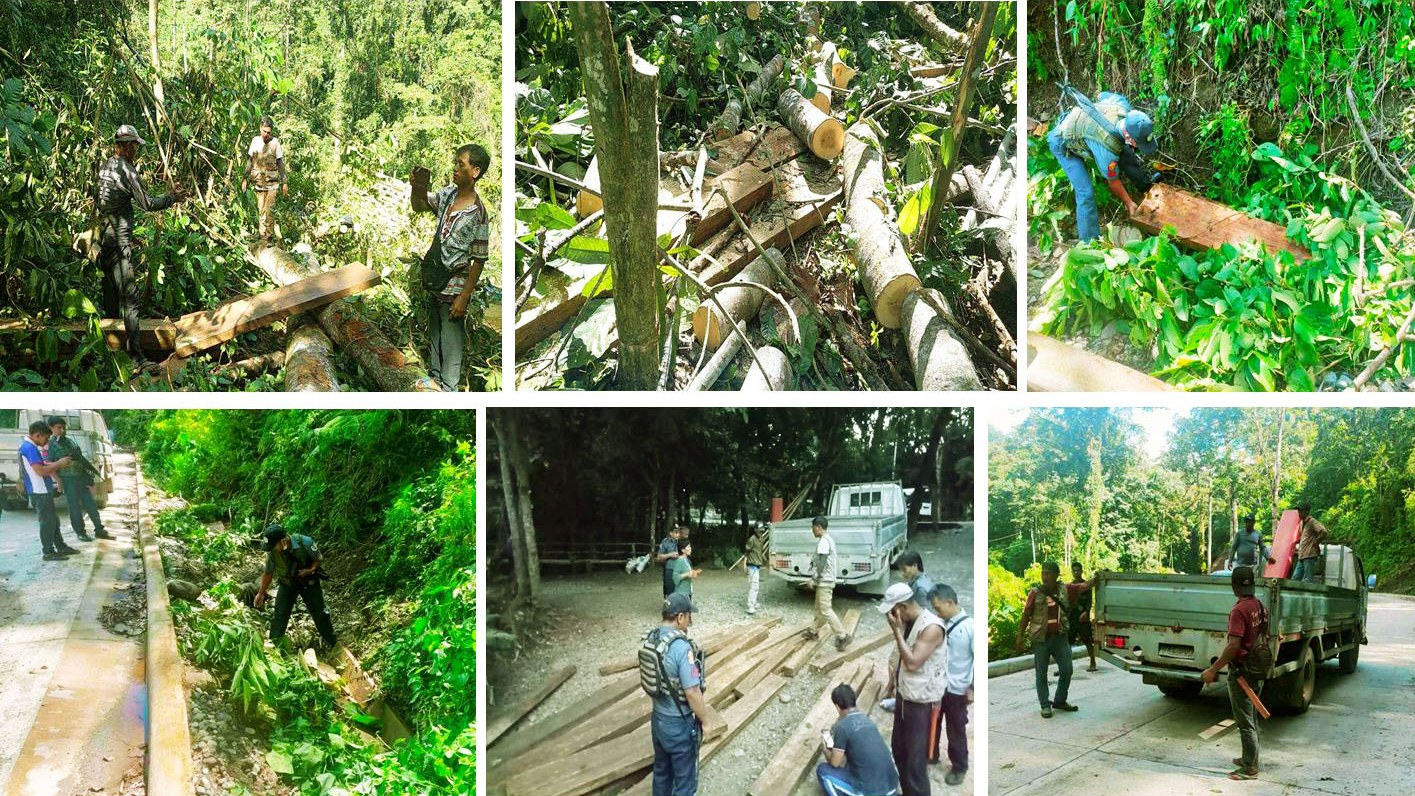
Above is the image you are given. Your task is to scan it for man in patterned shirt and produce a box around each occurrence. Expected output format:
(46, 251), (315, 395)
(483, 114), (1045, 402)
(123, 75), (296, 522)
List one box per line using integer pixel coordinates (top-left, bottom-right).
(410, 143), (492, 391)
(241, 116), (287, 243)
(95, 124), (187, 364)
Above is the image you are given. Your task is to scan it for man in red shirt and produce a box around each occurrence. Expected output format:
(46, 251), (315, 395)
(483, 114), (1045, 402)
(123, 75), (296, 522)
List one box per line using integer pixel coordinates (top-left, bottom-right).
(1201, 566), (1266, 780)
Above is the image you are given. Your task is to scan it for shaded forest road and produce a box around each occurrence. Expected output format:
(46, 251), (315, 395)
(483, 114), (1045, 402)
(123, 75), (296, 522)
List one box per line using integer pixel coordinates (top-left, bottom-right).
(0, 452), (147, 796)
(989, 593), (1415, 795)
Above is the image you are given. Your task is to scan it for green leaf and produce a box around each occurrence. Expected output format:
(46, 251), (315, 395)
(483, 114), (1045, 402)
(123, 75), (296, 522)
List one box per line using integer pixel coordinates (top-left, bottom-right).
(581, 266), (613, 298)
(565, 300), (618, 369)
(898, 183), (931, 237)
(266, 750), (294, 776)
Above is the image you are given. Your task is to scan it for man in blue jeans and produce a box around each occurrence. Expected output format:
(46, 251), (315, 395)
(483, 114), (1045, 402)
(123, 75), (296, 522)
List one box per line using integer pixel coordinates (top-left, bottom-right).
(817, 683), (900, 796)
(47, 416), (114, 542)
(18, 421), (79, 561)
(1016, 562), (1096, 717)
(1047, 90), (1159, 241)
(641, 593), (722, 796)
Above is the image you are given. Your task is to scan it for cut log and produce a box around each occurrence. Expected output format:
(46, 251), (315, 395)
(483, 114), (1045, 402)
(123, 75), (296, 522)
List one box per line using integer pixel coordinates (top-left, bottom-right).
(1131, 183), (1312, 261)
(714, 124), (805, 171)
(597, 621), (764, 676)
(745, 1), (760, 20)
(692, 249), (782, 349)
(747, 660), (872, 796)
(778, 88), (845, 160)
(732, 625), (813, 699)
(283, 318), (340, 391)
(810, 43), (837, 113)
(1026, 333), (1178, 392)
(688, 162), (775, 245)
(832, 48), (856, 88)
(900, 289), (984, 390)
(170, 263), (381, 358)
(712, 54), (786, 141)
(486, 664), (576, 745)
(488, 670), (639, 764)
(842, 123), (921, 328)
(251, 245), (431, 391)
(809, 628), (893, 674)
(739, 345), (792, 391)
(577, 156), (602, 218)
(903, 1), (969, 54)
(0, 318), (178, 352)
(219, 351), (285, 379)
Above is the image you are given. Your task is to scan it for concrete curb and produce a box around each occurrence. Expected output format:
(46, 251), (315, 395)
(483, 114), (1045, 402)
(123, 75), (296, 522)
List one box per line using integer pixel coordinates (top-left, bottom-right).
(988, 645), (1088, 678)
(137, 455), (196, 796)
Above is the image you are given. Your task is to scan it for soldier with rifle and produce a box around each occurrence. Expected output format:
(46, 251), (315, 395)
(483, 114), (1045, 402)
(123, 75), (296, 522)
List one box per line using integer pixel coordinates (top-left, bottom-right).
(47, 416), (113, 541)
(254, 523), (337, 649)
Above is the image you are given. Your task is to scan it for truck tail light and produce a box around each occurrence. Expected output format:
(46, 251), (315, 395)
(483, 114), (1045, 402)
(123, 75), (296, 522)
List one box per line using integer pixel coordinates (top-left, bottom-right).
(774, 559), (789, 569)
(852, 562), (872, 572)
(1107, 635), (1128, 649)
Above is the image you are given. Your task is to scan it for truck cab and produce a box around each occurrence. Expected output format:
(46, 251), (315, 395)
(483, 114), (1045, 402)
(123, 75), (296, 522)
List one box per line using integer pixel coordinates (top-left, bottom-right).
(768, 482), (908, 596)
(3, 410), (116, 510)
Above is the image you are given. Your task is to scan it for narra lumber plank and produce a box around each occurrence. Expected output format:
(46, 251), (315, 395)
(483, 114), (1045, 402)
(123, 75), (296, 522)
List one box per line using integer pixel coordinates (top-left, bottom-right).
(598, 618), (775, 676)
(488, 670), (637, 764)
(170, 264), (381, 357)
(0, 318), (179, 351)
(809, 629), (894, 674)
(486, 664), (576, 745)
(733, 624), (814, 699)
(1131, 183), (1311, 261)
(747, 661), (872, 796)
(782, 607), (861, 677)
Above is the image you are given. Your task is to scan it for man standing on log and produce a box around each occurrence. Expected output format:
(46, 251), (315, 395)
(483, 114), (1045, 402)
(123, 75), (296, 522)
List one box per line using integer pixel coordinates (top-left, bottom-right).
(18, 421), (78, 561)
(658, 526), (688, 599)
(640, 593), (719, 796)
(410, 143), (493, 391)
(242, 116), (287, 244)
(880, 582), (946, 796)
(806, 515), (852, 652)
(745, 522), (768, 615)
(1046, 90), (1158, 242)
(254, 523), (337, 650)
(1292, 504), (1328, 583)
(95, 124), (187, 366)
(47, 416), (112, 542)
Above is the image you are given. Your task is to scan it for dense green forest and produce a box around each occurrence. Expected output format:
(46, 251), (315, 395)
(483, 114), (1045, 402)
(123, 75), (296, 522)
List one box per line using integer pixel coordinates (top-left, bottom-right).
(988, 406), (1415, 658)
(489, 407), (972, 656)
(1029, 1), (1415, 391)
(112, 409), (474, 794)
(515, 1), (1017, 390)
(1, 0), (499, 390)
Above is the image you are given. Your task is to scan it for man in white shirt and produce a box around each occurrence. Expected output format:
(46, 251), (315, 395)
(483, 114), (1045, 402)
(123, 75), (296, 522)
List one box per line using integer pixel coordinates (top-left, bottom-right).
(930, 584), (974, 786)
(807, 515), (852, 651)
(243, 116), (287, 242)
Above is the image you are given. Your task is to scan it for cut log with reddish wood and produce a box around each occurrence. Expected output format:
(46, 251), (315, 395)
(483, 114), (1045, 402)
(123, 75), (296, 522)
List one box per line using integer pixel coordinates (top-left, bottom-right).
(576, 156), (602, 218)
(778, 88), (845, 160)
(900, 289), (983, 390)
(1131, 183), (1312, 261)
(692, 249), (782, 349)
(1027, 333), (1177, 392)
(842, 123), (921, 328)
(712, 54), (786, 141)
(284, 317), (340, 391)
(739, 345), (791, 391)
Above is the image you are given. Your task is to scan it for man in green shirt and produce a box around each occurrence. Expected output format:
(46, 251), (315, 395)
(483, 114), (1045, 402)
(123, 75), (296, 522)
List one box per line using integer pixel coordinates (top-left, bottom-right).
(47, 416), (113, 541)
(254, 523), (337, 648)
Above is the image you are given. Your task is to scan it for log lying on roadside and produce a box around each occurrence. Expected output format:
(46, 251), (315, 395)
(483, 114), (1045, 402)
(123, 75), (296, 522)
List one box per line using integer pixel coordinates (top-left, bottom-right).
(712, 54), (786, 141)
(284, 316), (340, 391)
(691, 249), (782, 349)
(252, 245), (431, 391)
(740, 345), (792, 391)
(778, 88), (845, 159)
(842, 123), (920, 328)
(900, 289), (983, 390)
(1027, 333), (1177, 392)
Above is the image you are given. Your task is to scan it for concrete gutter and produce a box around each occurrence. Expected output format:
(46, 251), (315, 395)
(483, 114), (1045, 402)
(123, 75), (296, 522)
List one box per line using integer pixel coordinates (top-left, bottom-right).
(137, 455), (196, 796)
(988, 645), (1088, 678)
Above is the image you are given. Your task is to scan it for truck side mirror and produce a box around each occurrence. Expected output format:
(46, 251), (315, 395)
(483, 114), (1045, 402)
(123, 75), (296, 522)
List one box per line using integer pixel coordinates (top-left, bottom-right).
(1368, 574), (1378, 589)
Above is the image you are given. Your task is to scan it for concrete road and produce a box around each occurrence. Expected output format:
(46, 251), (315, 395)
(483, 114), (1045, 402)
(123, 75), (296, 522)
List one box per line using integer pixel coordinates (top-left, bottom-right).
(0, 452), (146, 795)
(989, 593), (1415, 795)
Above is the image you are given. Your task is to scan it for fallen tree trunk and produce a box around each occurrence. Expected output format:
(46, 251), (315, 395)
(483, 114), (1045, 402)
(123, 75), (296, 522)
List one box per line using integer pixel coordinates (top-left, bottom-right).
(842, 123), (921, 328)
(252, 245), (430, 391)
(712, 54), (785, 140)
(900, 289), (983, 390)
(903, 1), (968, 54)
(1027, 333), (1177, 392)
(778, 88), (845, 159)
(739, 345), (791, 390)
(692, 249), (781, 349)
(810, 43), (837, 113)
(284, 317), (340, 391)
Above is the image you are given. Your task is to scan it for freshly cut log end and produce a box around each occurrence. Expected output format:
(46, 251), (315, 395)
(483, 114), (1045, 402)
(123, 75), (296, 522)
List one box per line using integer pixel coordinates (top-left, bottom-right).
(832, 58), (857, 89)
(900, 290), (982, 391)
(777, 89), (845, 160)
(691, 250), (782, 349)
(740, 346), (792, 391)
(745, 1), (760, 20)
(577, 157), (602, 218)
(869, 267), (922, 329)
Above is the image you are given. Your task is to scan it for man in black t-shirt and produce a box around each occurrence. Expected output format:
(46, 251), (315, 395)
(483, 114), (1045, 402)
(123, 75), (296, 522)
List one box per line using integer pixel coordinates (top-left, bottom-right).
(816, 683), (901, 796)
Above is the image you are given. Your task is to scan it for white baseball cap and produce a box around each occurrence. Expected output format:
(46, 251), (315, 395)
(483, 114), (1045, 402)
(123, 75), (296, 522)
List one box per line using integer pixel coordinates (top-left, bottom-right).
(878, 582), (914, 614)
(114, 124), (145, 144)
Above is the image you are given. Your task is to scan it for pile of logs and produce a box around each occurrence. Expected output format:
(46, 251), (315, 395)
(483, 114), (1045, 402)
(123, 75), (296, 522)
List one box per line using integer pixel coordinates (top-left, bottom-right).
(487, 613), (895, 796)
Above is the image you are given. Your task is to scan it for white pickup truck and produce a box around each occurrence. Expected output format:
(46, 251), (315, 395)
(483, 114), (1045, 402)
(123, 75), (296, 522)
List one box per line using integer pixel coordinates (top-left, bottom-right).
(1, 409), (116, 510)
(769, 481), (908, 596)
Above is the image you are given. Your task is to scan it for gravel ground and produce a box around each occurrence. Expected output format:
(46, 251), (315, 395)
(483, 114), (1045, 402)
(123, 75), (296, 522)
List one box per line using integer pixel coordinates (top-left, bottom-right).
(490, 523), (976, 796)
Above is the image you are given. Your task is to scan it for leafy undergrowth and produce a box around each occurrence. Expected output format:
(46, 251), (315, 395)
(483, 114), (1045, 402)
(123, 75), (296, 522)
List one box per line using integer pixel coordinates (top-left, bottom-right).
(1034, 142), (1415, 391)
(126, 409), (475, 795)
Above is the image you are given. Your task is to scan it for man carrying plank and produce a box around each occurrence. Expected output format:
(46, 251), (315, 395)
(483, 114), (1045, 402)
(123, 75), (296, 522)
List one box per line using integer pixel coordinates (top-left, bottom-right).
(1201, 566), (1271, 781)
(816, 683), (901, 796)
(880, 583), (946, 796)
(640, 593), (718, 796)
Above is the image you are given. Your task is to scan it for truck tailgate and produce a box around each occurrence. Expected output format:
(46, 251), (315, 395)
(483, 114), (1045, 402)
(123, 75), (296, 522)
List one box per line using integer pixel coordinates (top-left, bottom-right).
(1095, 573), (1234, 633)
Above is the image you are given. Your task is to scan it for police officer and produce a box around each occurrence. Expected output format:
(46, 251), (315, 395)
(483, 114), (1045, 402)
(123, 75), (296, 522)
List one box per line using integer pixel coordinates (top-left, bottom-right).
(253, 523), (337, 649)
(1047, 91), (1158, 242)
(46, 416), (113, 542)
(95, 124), (188, 365)
(656, 526), (688, 599)
(641, 593), (721, 796)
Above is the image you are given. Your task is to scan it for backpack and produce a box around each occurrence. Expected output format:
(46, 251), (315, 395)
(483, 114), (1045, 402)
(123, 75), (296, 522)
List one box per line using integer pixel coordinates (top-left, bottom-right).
(638, 628), (705, 703)
(1241, 600), (1274, 681)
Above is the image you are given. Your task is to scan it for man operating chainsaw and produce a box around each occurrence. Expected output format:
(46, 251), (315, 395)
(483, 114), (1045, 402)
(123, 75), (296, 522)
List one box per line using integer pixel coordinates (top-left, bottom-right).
(1047, 88), (1160, 242)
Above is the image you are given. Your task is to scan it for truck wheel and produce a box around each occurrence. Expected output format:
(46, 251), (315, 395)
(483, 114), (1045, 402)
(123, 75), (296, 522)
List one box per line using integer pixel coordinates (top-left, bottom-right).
(1156, 680), (1203, 699)
(1338, 641), (1359, 674)
(1273, 643), (1317, 714)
